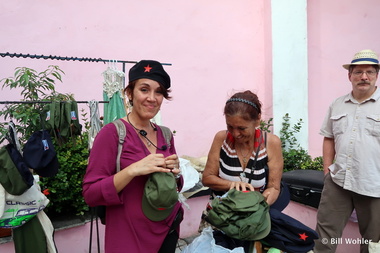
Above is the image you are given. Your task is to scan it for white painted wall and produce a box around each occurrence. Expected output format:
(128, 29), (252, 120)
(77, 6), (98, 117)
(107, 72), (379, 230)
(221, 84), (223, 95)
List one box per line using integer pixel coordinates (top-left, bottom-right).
(271, 0), (308, 149)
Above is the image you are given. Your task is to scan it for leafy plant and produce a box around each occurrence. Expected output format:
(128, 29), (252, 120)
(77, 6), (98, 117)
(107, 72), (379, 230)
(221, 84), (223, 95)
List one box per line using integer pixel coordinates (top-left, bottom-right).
(39, 133), (89, 216)
(0, 66), (91, 217)
(278, 113), (323, 171)
(0, 66), (64, 141)
(260, 117), (273, 133)
(39, 109), (90, 216)
(279, 113), (303, 150)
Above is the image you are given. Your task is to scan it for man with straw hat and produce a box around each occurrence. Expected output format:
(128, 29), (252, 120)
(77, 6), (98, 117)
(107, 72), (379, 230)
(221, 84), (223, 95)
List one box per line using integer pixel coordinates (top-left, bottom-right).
(315, 49), (380, 253)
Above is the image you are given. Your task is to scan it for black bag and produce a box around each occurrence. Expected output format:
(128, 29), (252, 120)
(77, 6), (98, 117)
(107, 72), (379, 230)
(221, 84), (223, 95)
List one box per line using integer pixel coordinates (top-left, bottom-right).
(95, 206), (107, 225)
(23, 129), (59, 177)
(282, 169), (324, 208)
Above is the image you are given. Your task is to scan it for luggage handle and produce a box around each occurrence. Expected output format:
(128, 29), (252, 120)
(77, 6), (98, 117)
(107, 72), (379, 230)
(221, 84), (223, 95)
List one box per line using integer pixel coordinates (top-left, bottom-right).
(289, 187), (311, 199)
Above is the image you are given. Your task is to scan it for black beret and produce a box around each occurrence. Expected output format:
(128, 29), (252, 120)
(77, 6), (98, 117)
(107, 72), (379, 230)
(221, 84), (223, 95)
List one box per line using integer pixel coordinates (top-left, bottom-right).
(128, 60), (171, 89)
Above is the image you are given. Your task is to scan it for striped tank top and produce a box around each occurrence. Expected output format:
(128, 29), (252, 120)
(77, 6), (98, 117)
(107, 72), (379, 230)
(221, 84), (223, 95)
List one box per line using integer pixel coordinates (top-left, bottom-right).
(219, 130), (268, 192)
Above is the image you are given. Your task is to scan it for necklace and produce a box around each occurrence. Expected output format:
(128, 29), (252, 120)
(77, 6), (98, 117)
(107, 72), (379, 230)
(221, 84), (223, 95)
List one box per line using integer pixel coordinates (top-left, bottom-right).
(237, 144), (252, 181)
(239, 130), (262, 183)
(238, 145), (251, 165)
(126, 113), (167, 150)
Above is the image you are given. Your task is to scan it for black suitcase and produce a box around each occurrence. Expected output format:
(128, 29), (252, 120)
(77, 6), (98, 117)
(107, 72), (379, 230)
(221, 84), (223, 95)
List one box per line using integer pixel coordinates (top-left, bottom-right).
(282, 170), (324, 208)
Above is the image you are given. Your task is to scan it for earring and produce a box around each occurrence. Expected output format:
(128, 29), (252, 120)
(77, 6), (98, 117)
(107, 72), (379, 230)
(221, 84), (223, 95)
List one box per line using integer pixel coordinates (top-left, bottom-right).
(123, 94), (133, 113)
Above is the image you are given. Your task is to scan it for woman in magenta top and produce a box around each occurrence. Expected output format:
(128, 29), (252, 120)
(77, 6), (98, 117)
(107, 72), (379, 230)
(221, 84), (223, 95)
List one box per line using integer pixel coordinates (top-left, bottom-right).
(83, 60), (183, 253)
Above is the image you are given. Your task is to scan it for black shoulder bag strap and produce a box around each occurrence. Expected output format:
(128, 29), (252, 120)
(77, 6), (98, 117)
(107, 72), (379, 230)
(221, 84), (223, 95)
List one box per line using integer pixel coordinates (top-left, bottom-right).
(248, 131), (267, 185)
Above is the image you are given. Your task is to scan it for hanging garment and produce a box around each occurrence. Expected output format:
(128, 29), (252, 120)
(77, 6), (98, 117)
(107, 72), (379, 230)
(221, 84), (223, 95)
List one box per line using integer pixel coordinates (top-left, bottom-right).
(88, 100), (102, 149)
(12, 211), (57, 253)
(36, 211), (57, 253)
(0, 122), (33, 194)
(59, 101), (82, 139)
(71, 102), (82, 135)
(2, 144), (33, 192)
(41, 101), (81, 142)
(102, 61), (126, 125)
(13, 215), (47, 253)
(42, 101), (61, 138)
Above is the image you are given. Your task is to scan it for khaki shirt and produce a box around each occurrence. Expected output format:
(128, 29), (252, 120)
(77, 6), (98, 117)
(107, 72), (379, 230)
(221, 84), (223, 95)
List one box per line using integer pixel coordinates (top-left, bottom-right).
(320, 87), (380, 197)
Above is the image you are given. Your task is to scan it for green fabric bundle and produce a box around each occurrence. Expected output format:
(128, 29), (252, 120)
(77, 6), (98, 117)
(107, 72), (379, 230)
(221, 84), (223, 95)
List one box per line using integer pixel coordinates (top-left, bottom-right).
(206, 189), (271, 241)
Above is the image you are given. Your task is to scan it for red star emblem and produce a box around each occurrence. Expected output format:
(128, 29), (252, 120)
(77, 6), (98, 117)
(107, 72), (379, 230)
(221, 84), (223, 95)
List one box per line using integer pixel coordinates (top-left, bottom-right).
(299, 233), (309, 241)
(144, 64), (152, 72)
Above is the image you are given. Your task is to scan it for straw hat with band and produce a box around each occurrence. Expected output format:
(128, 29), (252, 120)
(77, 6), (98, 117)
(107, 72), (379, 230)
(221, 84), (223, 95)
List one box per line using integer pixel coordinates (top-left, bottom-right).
(142, 172), (178, 221)
(343, 49), (380, 70)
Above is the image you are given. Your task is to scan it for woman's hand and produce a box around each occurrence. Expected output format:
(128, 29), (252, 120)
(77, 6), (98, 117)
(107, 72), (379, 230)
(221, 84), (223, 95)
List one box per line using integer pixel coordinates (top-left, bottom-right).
(229, 181), (255, 192)
(262, 187), (280, 206)
(165, 154), (181, 177)
(114, 154), (178, 193)
(128, 154), (171, 177)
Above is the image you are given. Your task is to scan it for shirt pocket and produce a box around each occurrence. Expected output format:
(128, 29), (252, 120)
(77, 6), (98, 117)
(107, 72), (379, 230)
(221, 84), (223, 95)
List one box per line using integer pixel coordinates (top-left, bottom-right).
(331, 114), (348, 135)
(365, 115), (380, 137)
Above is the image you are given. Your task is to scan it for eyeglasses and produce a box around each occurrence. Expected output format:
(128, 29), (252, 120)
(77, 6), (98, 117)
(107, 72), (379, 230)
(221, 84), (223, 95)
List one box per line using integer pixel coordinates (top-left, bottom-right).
(352, 70), (378, 77)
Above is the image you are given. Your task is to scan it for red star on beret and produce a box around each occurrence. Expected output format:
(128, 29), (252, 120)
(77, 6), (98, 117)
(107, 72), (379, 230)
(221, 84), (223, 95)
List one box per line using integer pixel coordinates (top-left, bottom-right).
(144, 64), (152, 72)
(299, 232), (309, 241)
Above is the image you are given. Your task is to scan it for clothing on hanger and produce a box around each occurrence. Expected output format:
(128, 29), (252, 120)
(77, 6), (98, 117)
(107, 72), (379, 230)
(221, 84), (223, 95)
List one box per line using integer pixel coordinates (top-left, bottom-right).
(102, 61), (125, 99)
(88, 100), (102, 149)
(102, 61), (127, 125)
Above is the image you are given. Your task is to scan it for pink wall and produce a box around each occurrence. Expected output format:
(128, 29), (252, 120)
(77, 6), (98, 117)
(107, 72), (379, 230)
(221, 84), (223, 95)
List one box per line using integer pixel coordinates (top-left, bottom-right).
(1, 1), (379, 251)
(307, 0), (380, 157)
(0, 0), (269, 158)
(2, 0), (380, 159)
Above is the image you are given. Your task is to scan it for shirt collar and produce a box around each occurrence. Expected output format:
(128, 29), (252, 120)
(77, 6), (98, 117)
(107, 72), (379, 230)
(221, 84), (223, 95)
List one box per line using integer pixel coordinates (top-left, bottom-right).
(345, 86), (380, 103)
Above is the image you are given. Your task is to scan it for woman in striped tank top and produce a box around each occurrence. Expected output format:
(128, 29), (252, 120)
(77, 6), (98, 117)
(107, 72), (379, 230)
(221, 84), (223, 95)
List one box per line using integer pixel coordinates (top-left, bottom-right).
(202, 90), (284, 207)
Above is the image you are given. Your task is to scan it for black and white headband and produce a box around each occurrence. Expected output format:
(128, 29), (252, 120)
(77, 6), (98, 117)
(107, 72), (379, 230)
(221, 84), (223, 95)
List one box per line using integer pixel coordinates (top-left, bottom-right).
(226, 98), (258, 111)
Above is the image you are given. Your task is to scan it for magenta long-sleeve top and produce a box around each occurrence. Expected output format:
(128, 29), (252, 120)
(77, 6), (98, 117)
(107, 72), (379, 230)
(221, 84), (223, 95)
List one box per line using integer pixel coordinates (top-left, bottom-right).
(83, 119), (183, 253)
